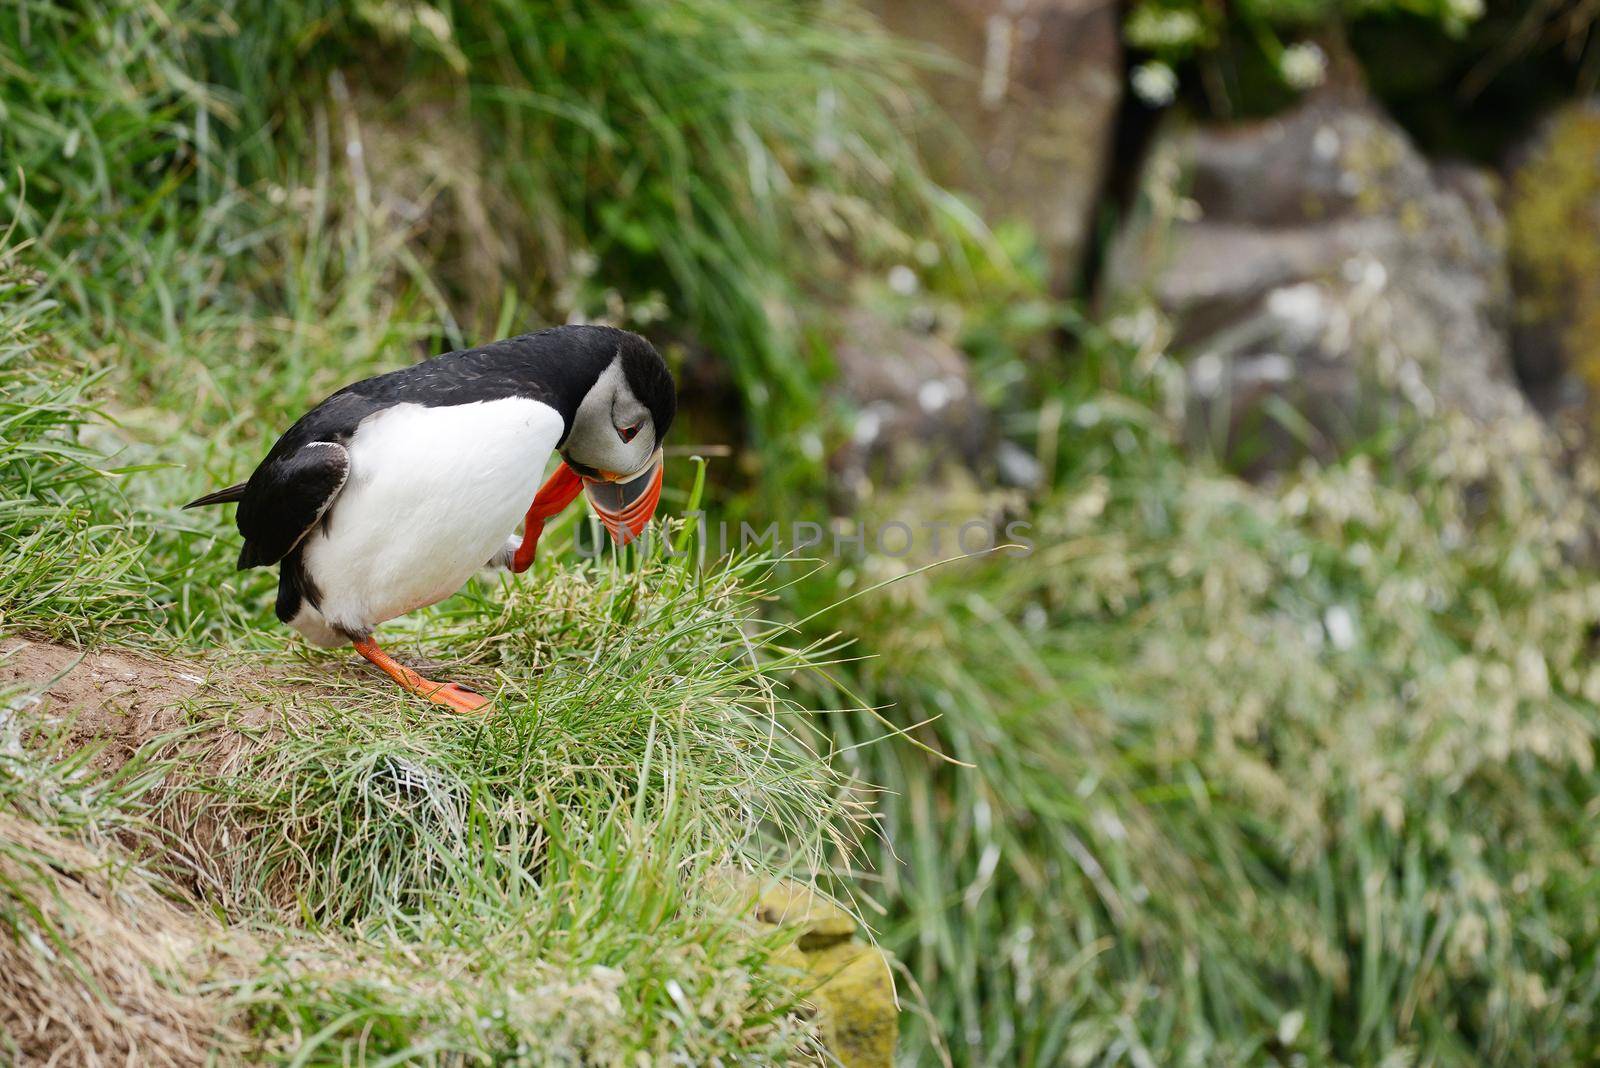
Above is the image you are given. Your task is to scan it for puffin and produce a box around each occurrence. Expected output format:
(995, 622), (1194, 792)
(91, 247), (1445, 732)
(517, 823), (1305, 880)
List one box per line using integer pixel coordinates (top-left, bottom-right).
(185, 325), (675, 712)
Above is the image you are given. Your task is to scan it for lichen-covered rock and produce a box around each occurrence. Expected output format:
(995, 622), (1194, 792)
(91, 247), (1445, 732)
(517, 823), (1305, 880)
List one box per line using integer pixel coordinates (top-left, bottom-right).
(802, 942), (898, 1068)
(717, 873), (900, 1068)
(869, 0), (1122, 292)
(1104, 93), (1525, 474)
(753, 879), (859, 950)
(1506, 100), (1600, 415)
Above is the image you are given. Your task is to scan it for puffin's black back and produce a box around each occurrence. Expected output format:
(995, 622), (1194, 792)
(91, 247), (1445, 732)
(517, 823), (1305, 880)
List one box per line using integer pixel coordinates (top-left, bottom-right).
(253, 326), (649, 463)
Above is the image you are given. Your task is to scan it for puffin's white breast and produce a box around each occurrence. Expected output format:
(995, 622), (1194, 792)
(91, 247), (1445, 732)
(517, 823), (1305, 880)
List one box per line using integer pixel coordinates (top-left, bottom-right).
(302, 397), (563, 635)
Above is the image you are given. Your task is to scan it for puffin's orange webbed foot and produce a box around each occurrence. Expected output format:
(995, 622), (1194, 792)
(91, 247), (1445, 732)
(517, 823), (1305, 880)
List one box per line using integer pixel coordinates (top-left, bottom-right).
(352, 637), (491, 715)
(417, 680), (491, 714)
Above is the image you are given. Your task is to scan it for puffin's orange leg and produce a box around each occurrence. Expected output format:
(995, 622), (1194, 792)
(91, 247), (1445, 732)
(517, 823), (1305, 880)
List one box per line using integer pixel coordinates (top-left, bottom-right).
(510, 462), (585, 573)
(352, 637), (490, 714)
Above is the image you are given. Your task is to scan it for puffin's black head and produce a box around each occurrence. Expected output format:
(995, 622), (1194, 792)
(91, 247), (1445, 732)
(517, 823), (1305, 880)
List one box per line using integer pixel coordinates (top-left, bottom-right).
(618, 332), (675, 444)
(553, 326), (676, 544)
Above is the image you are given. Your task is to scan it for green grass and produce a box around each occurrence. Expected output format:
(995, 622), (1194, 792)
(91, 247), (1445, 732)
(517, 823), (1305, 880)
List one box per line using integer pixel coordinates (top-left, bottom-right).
(2, 667), (841, 1063)
(161, 550), (864, 926)
(3, 0), (947, 488)
(0, 266), (155, 641)
(183, 550), (861, 1063)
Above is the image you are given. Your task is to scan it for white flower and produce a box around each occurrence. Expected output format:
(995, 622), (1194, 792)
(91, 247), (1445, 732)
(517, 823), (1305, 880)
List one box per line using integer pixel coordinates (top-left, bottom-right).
(887, 264), (919, 296)
(1131, 62), (1179, 107)
(1324, 605), (1357, 651)
(1280, 42), (1328, 91)
(917, 378), (952, 413)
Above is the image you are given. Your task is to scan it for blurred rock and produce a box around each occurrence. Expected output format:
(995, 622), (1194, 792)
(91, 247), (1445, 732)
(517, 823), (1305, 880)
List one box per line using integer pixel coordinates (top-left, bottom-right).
(870, 0), (1121, 293)
(753, 879), (859, 950)
(1104, 94), (1525, 474)
(718, 872), (899, 1068)
(1505, 100), (1600, 417)
(829, 308), (992, 502)
(802, 941), (898, 1068)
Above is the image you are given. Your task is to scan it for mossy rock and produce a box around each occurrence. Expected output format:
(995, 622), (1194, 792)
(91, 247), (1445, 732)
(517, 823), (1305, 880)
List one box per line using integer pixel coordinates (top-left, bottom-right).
(716, 872), (900, 1066)
(1507, 102), (1600, 400)
(753, 879), (858, 950)
(803, 941), (898, 1068)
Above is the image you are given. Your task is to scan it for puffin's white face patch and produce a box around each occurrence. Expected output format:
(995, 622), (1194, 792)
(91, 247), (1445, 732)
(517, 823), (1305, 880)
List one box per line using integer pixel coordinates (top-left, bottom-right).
(299, 396), (564, 635)
(565, 355), (656, 477)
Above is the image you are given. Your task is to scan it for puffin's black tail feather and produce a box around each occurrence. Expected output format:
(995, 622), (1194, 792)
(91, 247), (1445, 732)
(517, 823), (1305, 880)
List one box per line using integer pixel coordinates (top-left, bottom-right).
(184, 482), (247, 509)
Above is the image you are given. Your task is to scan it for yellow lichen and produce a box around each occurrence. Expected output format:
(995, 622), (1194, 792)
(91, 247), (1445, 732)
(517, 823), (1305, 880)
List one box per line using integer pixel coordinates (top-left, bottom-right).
(803, 942), (899, 1068)
(1507, 107), (1600, 391)
(715, 873), (900, 1067)
(753, 879), (860, 950)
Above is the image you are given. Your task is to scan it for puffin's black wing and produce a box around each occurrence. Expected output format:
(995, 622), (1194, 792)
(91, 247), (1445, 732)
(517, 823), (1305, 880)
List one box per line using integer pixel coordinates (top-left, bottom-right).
(234, 441), (351, 570)
(184, 482), (248, 508)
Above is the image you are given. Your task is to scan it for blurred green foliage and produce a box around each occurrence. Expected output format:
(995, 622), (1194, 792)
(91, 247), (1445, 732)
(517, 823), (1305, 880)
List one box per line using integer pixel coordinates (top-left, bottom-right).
(2, 0), (945, 481)
(791, 271), (1600, 1062)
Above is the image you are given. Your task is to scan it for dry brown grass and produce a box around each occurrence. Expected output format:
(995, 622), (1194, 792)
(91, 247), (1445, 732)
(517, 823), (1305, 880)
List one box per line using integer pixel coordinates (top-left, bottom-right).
(0, 813), (245, 1067)
(0, 636), (300, 1065)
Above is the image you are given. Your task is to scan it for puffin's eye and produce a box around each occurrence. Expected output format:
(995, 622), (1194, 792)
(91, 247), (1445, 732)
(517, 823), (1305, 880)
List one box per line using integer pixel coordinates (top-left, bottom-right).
(617, 422), (640, 443)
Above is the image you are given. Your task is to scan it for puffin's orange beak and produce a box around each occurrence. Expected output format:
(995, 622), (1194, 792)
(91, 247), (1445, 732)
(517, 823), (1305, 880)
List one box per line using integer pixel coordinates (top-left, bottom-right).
(581, 449), (664, 545)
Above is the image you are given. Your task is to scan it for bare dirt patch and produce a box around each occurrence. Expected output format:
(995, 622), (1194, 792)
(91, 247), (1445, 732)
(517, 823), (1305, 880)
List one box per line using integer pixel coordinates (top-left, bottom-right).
(0, 638), (307, 1064)
(1, 635), (484, 915)
(1, 636), (479, 764)
(2, 637), (343, 908)
(1, 637), (226, 773)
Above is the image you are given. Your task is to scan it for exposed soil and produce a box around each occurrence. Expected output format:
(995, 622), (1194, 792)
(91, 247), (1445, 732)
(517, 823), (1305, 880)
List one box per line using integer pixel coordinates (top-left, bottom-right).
(0, 636), (499, 1066)
(3, 637), (358, 911)
(1, 637), (485, 762)
(1, 636), (251, 773)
